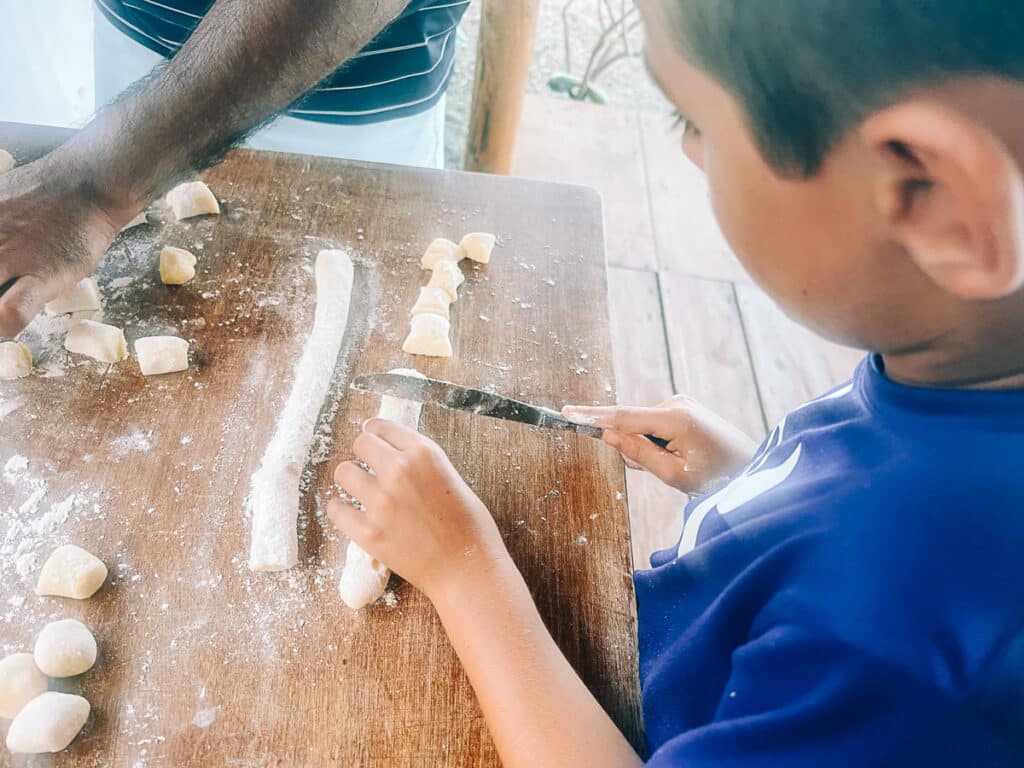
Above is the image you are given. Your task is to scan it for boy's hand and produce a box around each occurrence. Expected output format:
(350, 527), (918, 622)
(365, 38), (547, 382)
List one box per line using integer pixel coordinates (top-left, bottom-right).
(562, 396), (758, 494)
(327, 419), (510, 605)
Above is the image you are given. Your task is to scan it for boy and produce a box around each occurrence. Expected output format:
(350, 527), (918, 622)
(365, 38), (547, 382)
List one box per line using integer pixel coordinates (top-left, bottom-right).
(328, 1), (1024, 765)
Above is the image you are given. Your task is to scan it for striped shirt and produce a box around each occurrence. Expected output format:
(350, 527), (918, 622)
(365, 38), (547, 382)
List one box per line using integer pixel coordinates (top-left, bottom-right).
(94, 0), (470, 124)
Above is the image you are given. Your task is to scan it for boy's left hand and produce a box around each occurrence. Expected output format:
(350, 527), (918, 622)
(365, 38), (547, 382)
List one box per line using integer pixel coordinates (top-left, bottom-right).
(327, 419), (510, 605)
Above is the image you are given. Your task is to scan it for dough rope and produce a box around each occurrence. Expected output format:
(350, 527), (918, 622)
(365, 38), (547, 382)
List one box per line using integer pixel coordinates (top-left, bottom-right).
(249, 249), (355, 572)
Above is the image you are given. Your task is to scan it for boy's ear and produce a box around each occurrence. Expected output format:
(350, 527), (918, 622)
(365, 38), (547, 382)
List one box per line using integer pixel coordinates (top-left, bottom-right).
(860, 100), (1024, 299)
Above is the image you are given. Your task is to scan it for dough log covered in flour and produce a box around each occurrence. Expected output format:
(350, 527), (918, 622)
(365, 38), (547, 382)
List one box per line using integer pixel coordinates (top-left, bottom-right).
(339, 368), (425, 609)
(249, 249), (355, 572)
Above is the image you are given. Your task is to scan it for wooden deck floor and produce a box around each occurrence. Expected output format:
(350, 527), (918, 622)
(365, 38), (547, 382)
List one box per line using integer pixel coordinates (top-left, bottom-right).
(510, 95), (863, 567)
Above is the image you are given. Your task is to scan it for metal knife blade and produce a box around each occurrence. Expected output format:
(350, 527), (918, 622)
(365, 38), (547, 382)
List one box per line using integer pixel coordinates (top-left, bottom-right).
(351, 372), (606, 439)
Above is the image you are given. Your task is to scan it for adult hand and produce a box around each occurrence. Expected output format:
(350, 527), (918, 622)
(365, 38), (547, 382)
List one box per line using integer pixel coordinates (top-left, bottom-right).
(0, 156), (121, 337)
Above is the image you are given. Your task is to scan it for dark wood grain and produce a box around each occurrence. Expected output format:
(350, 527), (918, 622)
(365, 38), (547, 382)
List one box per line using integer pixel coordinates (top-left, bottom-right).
(0, 123), (642, 767)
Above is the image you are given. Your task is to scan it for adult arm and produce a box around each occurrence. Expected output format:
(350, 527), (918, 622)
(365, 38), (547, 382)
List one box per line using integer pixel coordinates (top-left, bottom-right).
(0, 0), (407, 336)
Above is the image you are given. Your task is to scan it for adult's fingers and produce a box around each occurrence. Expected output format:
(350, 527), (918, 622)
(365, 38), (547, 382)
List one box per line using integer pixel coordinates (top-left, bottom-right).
(334, 460), (378, 505)
(352, 431), (401, 477)
(362, 417), (423, 451)
(604, 430), (684, 488)
(0, 274), (44, 339)
(563, 404), (678, 437)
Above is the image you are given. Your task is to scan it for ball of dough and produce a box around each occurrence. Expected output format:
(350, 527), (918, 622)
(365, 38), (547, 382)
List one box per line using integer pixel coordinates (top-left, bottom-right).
(0, 341), (32, 380)
(135, 335), (189, 376)
(34, 619), (97, 678)
(402, 314), (452, 358)
(411, 286), (451, 319)
(420, 238), (463, 270)
(64, 320), (128, 363)
(0, 653), (48, 719)
(459, 232), (496, 264)
(159, 246), (197, 285)
(5, 692), (90, 754)
(45, 277), (102, 315)
(36, 544), (108, 600)
(0, 148), (14, 174)
(338, 541), (390, 609)
(427, 260), (464, 302)
(166, 181), (220, 220)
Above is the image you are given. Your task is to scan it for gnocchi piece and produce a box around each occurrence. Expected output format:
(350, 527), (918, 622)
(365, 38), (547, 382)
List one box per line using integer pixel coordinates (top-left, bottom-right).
(0, 653), (48, 719)
(64, 320), (128, 363)
(159, 246), (197, 285)
(411, 286), (452, 319)
(5, 692), (90, 754)
(420, 238), (463, 270)
(135, 335), (189, 376)
(0, 148), (14, 174)
(45, 277), (102, 315)
(402, 313), (452, 358)
(0, 341), (32, 380)
(459, 232), (496, 264)
(34, 619), (97, 678)
(36, 544), (107, 600)
(166, 180), (220, 220)
(427, 260), (464, 302)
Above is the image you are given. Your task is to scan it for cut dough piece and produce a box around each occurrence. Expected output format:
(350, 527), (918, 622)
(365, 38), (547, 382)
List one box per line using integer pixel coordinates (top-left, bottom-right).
(249, 249), (355, 572)
(0, 654), (48, 719)
(34, 619), (97, 677)
(64, 320), (127, 363)
(135, 336), (189, 376)
(339, 368), (425, 609)
(160, 246), (197, 285)
(460, 232), (496, 264)
(427, 260), (464, 302)
(0, 149), (14, 174)
(402, 313), (452, 358)
(411, 286), (452, 319)
(166, 180), (220, 220)
(45, 277), (102, 315)
(120, 211), (147, 231)
(36, 544), (108, 599)
(420, 238), (463, 270)
(0, 341), (32, 380)
(5, 692), (90, 754)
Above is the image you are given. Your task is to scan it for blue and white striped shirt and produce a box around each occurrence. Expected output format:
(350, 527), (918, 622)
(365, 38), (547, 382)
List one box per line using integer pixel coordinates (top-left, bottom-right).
(94, 0), (470, 124)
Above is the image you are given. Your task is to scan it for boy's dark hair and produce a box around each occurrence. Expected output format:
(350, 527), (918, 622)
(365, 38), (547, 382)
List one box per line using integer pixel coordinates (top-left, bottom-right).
(660, 2), (1024, 176)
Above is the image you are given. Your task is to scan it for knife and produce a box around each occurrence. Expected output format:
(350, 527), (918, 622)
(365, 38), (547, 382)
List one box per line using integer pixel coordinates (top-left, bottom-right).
(351, 372), (670, 449)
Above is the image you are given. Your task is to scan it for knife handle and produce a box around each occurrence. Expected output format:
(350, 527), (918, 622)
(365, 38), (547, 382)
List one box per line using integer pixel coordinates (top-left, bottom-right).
(645, 434), (670, 449)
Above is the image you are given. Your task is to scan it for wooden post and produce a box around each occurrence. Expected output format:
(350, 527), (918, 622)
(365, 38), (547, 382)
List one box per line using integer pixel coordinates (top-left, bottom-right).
(464, 0), (541, 174)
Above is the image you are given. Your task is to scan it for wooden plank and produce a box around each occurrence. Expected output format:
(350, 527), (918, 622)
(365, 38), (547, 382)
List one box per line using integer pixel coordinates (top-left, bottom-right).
(464, 0), (541, 174)
(0, 125), (642, 766)
(735, 284), (864, 428)
(605, 267), (687, 568)
(638, 111), (750, 282)
(660, 273), (767, 439)
(511, 96), (657, 270)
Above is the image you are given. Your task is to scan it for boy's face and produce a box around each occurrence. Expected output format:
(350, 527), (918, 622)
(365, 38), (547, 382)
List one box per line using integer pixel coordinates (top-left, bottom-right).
(641, 17), (943, 352)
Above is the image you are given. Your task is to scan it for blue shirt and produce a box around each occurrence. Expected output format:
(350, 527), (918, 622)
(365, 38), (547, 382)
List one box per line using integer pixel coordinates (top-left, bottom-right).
(94, 0), (469, 124)
(635, 355), (1024, 766)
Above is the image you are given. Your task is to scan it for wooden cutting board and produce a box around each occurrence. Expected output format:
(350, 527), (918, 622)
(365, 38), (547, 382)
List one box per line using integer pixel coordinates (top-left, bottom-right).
(0, 122), (643, 767)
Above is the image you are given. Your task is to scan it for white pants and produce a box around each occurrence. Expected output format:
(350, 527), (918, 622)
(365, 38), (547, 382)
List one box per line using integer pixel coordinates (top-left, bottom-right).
(92, 6), (446, 169)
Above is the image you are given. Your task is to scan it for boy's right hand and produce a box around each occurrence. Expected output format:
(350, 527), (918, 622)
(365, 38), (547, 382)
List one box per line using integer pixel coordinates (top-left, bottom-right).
(562, 396), (758, 494)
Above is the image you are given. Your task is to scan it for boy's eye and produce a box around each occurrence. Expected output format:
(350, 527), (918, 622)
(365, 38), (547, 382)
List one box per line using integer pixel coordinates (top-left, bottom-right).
(682, 120), (702, 140)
